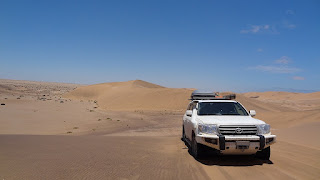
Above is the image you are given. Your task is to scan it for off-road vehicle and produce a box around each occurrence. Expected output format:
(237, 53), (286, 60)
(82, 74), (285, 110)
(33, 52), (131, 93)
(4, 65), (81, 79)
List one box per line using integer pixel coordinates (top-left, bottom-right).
(182, 90), (276, 160)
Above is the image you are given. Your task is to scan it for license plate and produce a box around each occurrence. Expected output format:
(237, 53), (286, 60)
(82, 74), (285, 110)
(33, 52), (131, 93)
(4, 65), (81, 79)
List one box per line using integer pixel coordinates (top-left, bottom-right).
(236, 141), (250, 149)
(236, 141), (250, 146)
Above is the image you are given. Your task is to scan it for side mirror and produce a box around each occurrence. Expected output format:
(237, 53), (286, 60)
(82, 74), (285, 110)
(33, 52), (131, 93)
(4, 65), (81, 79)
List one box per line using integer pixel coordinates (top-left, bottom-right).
(249, 110), (256, 117)
(186, 110), (192, 117)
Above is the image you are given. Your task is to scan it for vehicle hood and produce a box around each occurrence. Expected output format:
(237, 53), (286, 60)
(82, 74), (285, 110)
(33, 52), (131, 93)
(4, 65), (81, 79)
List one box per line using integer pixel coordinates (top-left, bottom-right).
(196, 116), (265, 125)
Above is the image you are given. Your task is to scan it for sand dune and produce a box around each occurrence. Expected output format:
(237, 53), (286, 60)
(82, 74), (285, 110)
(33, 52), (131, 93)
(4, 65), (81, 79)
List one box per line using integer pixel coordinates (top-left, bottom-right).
(64, 80), (293, 112)
(243, 91), (320, 111)
(64, 80), (194, 111)
(244, 91), (320, 101)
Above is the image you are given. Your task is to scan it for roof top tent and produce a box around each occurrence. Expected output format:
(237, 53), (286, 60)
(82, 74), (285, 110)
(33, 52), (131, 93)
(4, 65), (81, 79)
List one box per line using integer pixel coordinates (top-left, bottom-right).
(191, 90), (236, 100)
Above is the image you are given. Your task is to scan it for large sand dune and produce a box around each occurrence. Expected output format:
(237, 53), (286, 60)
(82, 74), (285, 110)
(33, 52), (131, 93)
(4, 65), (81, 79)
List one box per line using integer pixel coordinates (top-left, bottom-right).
(1, 79), (319, 180)
(64, 80), (194, 111)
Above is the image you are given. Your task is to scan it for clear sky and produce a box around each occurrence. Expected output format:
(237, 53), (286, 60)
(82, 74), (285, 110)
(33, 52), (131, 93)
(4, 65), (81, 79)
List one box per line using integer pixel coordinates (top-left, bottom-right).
(1, 0), (319, 92)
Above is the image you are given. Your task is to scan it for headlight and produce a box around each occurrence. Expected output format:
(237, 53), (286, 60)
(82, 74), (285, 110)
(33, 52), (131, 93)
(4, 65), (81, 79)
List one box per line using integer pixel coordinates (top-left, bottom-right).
(198, 124), (218, 135)
(257, 124), (270, 134)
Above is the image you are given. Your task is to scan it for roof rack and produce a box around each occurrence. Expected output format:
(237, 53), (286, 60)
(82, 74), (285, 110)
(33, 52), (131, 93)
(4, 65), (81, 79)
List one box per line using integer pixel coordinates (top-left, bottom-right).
(190, 90), (236, 100)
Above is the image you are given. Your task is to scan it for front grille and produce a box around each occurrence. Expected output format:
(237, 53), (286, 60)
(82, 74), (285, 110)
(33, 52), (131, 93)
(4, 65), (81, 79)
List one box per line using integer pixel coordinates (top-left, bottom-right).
(218, 125), (257, 135)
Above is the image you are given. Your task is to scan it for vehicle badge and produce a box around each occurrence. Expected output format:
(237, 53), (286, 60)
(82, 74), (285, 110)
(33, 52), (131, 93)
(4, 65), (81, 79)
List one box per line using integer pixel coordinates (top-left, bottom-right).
(235, 128), (243, 134)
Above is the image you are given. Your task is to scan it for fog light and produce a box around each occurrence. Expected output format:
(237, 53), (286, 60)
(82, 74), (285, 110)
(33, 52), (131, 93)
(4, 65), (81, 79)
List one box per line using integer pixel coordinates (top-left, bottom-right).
(266, 138), (274, 144)
(204, 138), (218, 145)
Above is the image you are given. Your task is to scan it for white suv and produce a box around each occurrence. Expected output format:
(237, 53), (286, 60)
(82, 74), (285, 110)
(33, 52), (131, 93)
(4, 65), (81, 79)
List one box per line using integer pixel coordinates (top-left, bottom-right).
(182, 90), (276, 160)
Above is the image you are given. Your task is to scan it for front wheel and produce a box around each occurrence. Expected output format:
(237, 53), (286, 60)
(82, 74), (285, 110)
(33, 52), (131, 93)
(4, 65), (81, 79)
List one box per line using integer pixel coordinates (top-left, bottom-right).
(256, 147), (270, 160)
(191, 133), (203, 159)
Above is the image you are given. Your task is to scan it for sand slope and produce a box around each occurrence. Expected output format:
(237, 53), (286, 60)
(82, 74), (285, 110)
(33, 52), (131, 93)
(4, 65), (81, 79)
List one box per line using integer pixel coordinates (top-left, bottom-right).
(64, 80), (194, 111)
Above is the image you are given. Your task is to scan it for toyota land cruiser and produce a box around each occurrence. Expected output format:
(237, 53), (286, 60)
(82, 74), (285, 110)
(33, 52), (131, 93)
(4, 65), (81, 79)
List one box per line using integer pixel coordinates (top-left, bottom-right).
(182, 90), (276, 160)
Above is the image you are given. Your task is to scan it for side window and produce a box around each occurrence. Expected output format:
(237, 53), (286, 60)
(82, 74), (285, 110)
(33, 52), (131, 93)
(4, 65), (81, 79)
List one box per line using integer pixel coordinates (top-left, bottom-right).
(192, 102), (197, 110)
(187, 103), (192, 110)
(187, 102), (197, 111)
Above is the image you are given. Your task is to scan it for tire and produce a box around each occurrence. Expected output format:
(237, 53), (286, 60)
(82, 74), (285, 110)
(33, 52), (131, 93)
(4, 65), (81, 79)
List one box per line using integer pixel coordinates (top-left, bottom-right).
(191, 133), (203, 159)
(256, 147), (270, 160)
(181, 126), (186, 142)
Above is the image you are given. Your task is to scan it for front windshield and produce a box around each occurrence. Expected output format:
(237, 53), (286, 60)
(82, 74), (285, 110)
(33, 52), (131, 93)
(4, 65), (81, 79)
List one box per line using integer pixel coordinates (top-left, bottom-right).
(198, 102), (249, 116)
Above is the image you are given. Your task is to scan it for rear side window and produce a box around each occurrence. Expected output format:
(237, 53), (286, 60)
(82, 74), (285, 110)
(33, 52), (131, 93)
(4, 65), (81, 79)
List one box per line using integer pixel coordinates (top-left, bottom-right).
(187, 102), (197, 110)
(187, 103), (193, 110)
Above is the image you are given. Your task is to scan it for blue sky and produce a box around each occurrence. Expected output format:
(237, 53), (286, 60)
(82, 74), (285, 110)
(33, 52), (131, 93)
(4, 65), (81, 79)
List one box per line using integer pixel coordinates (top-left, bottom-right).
(1, 0), (319, 92)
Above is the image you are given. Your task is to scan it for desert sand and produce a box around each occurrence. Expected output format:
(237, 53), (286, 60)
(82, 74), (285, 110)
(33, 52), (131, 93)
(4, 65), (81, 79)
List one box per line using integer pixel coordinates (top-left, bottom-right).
(0, 79), (319, 179)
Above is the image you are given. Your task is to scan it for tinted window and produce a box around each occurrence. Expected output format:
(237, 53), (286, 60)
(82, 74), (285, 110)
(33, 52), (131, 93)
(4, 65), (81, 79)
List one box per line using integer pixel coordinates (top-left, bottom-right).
(198, 102), (249, 116)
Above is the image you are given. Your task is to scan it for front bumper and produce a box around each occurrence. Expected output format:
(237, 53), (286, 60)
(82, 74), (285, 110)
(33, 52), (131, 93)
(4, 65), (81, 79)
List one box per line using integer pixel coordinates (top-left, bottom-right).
(196, 134), (276, 155)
